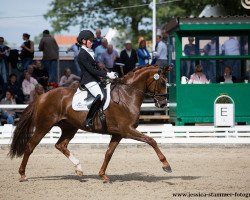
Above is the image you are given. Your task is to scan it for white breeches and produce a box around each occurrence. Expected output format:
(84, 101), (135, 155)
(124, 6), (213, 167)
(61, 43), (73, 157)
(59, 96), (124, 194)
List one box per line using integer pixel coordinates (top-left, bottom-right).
(85, 81), (104, 100)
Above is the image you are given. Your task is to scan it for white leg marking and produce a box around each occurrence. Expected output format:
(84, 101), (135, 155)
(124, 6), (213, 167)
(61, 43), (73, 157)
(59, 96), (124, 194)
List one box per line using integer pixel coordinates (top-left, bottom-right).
(68, 154), (82, 171)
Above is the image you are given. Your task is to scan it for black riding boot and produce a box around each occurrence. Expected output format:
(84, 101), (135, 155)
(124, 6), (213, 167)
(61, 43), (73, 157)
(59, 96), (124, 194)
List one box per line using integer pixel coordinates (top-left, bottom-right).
(84, 94), (102, 128)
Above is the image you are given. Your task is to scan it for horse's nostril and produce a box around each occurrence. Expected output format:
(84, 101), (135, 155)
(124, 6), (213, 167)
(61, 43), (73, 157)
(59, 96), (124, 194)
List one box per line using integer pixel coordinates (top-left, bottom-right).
(160, 104), (166, 108)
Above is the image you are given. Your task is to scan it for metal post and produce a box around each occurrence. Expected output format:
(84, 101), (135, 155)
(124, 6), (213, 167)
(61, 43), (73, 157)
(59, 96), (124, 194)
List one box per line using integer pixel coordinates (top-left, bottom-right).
(57, 58), (60, 83)
(152, 0), (156, 50)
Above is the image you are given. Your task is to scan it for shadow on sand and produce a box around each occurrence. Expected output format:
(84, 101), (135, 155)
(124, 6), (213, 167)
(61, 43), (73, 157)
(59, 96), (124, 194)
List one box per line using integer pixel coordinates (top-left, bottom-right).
(29, 173), (201, 184)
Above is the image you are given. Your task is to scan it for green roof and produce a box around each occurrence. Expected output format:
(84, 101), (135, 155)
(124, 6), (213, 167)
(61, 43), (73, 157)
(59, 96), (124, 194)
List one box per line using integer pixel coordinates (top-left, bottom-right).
(164, 16), (250, 33)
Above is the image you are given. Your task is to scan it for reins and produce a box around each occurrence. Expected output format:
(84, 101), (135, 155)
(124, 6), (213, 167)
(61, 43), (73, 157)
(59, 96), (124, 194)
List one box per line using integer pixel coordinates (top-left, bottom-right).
(111, 75), (167, 99)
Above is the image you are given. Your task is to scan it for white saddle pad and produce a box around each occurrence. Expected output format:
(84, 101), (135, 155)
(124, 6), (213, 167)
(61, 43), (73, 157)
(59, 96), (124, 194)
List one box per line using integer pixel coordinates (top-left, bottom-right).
(72, 83), (111, 111)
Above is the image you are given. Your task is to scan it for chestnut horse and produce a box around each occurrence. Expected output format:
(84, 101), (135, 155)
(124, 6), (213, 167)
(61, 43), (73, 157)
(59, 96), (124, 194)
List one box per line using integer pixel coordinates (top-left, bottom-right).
(9, 65), (172, 182)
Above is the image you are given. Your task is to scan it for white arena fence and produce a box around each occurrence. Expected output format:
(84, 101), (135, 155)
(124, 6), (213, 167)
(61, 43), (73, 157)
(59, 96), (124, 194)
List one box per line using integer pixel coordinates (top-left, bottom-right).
(1, 105), (250, 144)
(1, 124), (250, 145)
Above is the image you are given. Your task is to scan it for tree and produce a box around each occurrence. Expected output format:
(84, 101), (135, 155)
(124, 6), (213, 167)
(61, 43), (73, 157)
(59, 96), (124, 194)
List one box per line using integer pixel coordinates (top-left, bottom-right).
(45, 0), (153, 43)
(45, 0), (250, 43)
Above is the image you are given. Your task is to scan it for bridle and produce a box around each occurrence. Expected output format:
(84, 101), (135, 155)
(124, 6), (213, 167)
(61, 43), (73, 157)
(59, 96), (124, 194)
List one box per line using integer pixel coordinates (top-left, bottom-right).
(116, 67), (168, 104)
(145, 68), (168, 106)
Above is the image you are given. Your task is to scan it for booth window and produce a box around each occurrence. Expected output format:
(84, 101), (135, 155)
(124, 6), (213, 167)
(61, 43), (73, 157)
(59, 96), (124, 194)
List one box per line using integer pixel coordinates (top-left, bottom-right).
(180, 36), (249, 84)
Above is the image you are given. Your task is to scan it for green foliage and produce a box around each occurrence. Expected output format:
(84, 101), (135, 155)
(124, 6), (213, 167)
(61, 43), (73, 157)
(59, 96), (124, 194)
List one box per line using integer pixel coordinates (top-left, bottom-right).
(216, 94), (233, 104)
(45, 0), (250, 42)
(45, 0), (154, 46)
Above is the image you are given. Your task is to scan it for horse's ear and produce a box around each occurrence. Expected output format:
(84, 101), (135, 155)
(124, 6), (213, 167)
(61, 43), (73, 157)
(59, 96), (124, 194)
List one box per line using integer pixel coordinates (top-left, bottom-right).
(162, 63), (174, 74)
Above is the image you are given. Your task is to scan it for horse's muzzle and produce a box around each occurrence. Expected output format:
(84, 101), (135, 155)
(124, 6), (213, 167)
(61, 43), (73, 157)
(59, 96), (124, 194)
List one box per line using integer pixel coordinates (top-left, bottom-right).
(154, 99), (167, 108)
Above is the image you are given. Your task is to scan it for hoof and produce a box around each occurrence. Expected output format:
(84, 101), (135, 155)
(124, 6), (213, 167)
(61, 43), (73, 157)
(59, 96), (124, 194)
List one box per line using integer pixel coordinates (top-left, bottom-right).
(162, 166), (172, 173)
(102, 178), (110, 184)
(100, 175), (110, 183)
(19, 176), (28, 182)
(75, 170), (83, 177)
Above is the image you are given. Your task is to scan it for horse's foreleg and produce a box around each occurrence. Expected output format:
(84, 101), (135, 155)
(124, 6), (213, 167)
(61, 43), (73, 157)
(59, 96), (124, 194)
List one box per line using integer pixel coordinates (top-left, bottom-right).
(99, 135), (122, 183)
(19, 131), (47, 182)
(128, 129), (172, 173)
(55, 126), (81, 176)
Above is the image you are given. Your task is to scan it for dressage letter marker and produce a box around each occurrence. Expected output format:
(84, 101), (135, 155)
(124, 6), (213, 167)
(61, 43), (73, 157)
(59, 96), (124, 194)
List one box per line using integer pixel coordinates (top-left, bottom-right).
(214, 104), (234, 127)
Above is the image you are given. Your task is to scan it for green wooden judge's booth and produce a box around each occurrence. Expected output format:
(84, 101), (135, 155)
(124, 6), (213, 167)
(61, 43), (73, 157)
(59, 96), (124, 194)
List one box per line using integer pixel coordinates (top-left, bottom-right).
(163, 16), (250, 125)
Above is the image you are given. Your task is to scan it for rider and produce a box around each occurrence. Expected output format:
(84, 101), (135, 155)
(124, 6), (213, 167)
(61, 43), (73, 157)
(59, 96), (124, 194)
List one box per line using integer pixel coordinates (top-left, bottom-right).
(77, 30), (117, 128)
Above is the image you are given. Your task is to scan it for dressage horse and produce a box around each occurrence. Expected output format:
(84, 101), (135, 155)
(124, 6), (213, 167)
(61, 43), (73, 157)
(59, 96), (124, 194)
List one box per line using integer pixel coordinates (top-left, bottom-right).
(9, 65), (172, 182)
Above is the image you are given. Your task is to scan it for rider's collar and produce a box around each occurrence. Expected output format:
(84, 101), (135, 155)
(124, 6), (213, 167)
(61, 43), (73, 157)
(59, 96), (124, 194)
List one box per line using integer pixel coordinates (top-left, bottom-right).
(82, 46), (94, 59)
(82, 45), (93, 52)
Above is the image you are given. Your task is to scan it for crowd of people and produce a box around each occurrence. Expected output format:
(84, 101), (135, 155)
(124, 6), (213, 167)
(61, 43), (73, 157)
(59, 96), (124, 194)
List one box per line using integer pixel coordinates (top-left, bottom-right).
(182, 36), (247, 84)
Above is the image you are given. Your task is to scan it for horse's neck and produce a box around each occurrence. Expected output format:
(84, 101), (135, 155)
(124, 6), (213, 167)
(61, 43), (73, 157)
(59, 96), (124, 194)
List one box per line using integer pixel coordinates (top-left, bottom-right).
(125, 70), (148, 92)
(122, 70), (150, 105)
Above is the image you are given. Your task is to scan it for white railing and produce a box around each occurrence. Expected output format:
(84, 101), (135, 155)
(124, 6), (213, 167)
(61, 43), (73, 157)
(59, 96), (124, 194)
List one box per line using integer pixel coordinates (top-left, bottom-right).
(0, 105), (28, 109)
(1, 104), (249, 144)
(0, 103), (173, 109)
(1, 124), (250, 145)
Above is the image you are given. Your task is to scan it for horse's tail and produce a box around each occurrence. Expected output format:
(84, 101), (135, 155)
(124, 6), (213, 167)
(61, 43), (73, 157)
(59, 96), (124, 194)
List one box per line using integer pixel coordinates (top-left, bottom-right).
(9, 102), (36, 159)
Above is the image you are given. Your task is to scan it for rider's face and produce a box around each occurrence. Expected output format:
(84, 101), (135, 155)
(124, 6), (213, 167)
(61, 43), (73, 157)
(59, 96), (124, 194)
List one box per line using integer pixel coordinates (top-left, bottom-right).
(86, 39), (93, 48)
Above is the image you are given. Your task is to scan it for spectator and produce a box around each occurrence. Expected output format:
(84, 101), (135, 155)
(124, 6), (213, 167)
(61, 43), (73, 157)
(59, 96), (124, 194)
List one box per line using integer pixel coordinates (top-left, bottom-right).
(95, 38), (108, 64)
(221, 37), (240, 56)
(0, 90), (16, 125)
(162, 31), (169, 46)
(120, 40), (138, 75)
(217, 66), (236, 83)
(3, 73), (24, 104)
(27, 64), (35, 77)
(221, 37), (241, 80)
(19, 33), (34, 70)
(29, 83), (44, 103)
(151, 38), (159, 65)
(183, 37), (196, 77)
(18, 64), (35, 85)
(32, 60), (49, 90)
(203, 37), (217, 82)
(17, 64), (33, 86)
(153, 35), (168, 68)
(99, 44), (119, 72)
(188, 65), (210, 84)
(92, 29), (103, 52)
(0, 37), (10, 83)
(59, 68), (80, 87)
(66, 42), (81, 76)
(7, 49), (19, 69)
(39, 30), (59, 83)
(22, 70), (38, 103)
(0, 75), (4, 96)
(137, 39), (151, 66)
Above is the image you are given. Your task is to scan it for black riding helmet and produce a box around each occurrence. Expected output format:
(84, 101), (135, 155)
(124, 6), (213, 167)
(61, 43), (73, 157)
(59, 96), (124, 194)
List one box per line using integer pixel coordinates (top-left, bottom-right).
(77, 30), (94, 44)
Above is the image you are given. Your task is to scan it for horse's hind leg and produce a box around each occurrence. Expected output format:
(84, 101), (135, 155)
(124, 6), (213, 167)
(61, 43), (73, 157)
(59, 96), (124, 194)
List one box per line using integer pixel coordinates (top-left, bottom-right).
(19, 128), (50, 182)
(99, 135), (122, 183)
(127, 129), (172, 173)
(55, 123), (81, 176)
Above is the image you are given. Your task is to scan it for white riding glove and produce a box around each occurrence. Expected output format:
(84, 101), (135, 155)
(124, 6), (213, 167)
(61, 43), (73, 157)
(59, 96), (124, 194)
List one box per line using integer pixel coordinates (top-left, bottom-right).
(107, 72), (118, 79)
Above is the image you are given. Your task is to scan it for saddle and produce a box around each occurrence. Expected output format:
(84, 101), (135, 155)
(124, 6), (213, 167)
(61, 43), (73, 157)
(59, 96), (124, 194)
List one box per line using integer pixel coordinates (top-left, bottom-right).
(72, 82), (111, 131)
(72, 82), (111, 111)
